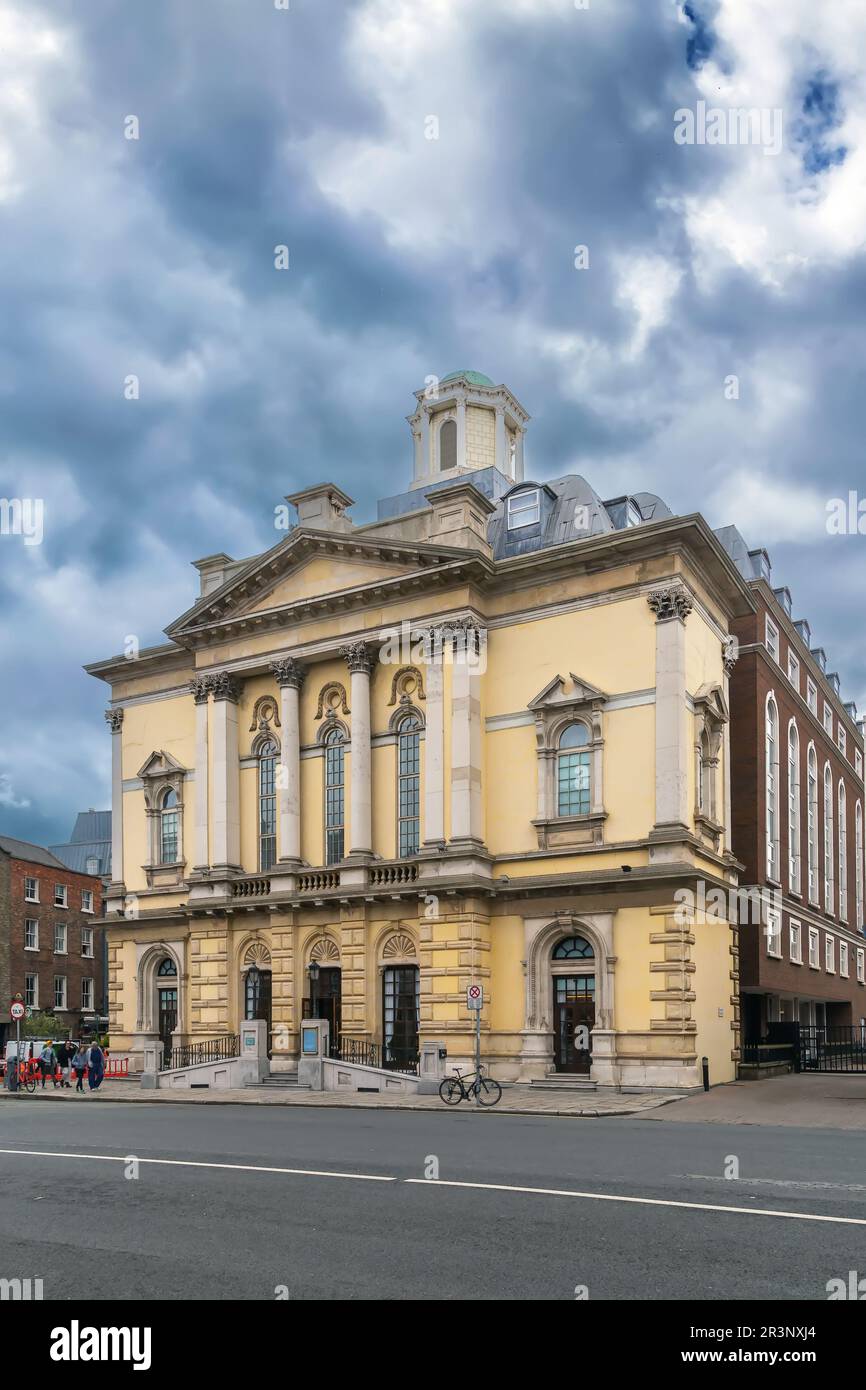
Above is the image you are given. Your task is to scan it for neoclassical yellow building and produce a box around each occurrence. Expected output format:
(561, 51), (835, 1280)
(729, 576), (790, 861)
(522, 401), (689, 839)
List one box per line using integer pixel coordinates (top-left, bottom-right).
(88, 371), (753, 1087)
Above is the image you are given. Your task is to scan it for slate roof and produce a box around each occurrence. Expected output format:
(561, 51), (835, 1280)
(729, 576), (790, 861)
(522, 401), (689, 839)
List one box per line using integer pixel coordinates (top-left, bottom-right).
(0, 836), (70, 871)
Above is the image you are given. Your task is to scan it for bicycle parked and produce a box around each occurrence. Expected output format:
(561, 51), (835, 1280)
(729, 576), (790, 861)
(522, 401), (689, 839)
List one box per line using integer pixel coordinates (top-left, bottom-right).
(438, 1066), (502, 1106)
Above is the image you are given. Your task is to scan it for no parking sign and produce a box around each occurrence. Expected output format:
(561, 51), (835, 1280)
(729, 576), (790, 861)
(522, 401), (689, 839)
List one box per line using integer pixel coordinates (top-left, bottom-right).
(467, 984), (483, 1011)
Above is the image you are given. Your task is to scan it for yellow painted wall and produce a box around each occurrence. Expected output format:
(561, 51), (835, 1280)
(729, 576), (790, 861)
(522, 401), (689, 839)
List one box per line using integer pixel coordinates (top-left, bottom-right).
(489, 916), (524, 1032)
(691, 915), (737, 1083)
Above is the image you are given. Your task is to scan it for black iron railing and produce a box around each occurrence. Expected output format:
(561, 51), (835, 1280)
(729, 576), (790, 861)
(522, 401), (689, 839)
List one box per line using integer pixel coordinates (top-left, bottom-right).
(164, 1035), (240, 1071)
(332, 1037), (419, 1075)
(799, 1025), (866, 1073)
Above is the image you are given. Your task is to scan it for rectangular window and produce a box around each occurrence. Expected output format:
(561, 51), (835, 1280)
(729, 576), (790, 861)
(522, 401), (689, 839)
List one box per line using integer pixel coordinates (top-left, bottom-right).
(507, 489), (541, 530)
(81, 889), (94, 913)
(808, 928), (820, 968)
(806, 678), (818, 716)
(824, 703), (834, 736)
(53, 975), (67, 1010)
(397, 723), (421, 858)
(766, 910), (782, 958)
(858, 949), (865, 985)
(825, 934), (835, 974)
(839, 726), (847, 757)
(840, 941), (849, 978)
(24, 919), (38, 951)
(25, 974), (38, 1008)
(787, 652), (800, 690)
(789, 920), (802, 964)
(81, 927), (94, 958)
(324, 739), (345, 867)
(54, 884), (67, 908)
(24, 876), (39, 902)
(857, 750), (863, 778)
(81, 978), (94, 1011)
(765, 617), (780, 662)
(54, 923), (67, 954)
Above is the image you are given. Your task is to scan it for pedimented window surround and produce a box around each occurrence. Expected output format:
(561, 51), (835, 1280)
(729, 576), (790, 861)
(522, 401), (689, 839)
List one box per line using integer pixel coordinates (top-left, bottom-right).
(692, 683), (728, 850)
(139, 750), (188, 888)
(528, 674), (607, 850)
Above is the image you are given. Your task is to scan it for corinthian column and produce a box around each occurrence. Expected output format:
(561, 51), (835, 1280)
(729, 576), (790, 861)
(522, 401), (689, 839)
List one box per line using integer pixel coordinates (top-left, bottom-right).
(648, 587), (692, 834)
(340, 642), (375, 861)
(190, 677), (211, 871)
(272, 657), (305, 866)
(104, 708), (125, 887)
(210, 670), (241, 872)
(448, 621), (485, 851)
(421, 629), (445, 850)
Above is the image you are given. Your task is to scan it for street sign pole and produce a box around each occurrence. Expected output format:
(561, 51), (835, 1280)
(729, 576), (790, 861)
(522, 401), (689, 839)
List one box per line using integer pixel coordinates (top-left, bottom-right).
(475, 1006), (480, 1106)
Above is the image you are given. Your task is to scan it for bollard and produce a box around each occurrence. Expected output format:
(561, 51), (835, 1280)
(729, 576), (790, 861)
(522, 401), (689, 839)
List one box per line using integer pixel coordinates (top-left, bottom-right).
(701, 1055), (709, 1091)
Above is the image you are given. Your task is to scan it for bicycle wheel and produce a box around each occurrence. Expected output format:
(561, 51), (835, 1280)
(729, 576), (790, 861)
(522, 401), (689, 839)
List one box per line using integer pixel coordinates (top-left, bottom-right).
(439, 1077), (463, 1105)
(22, 1072), (37, 1094)
(474, 1076), (502, 1107)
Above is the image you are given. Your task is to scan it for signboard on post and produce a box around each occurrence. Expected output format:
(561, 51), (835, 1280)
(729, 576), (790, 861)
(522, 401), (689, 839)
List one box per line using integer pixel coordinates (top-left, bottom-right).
(10, 1002), (25, 1021)
(467, 984), (483, 1011)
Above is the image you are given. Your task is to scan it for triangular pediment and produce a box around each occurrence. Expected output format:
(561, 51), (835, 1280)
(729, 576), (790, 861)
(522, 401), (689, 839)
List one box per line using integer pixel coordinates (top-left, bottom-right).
(528, 672), (607, 711)
(137, 749), (187, 781)
(239, 552), (418, 617)
(694, 681), (729, 723)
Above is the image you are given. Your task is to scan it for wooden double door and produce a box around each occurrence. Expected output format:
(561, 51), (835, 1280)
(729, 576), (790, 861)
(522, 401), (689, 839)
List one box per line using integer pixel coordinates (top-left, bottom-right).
(553, 974), (595, 1074)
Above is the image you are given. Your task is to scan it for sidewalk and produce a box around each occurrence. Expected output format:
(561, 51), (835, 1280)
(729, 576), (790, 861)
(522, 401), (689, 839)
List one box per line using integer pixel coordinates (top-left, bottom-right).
(0, 1079), (681, 1119)
(643, 1072), (866, 1130)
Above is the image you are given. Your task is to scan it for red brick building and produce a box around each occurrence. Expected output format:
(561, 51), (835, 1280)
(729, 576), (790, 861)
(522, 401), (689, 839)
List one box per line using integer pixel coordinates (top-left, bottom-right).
(717, 529), (866, 1043)
(0, 836), (104, 1048)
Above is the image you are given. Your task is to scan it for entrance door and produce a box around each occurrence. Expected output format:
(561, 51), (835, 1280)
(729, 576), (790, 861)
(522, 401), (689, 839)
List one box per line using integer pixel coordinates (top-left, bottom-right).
(315, 968), (342, 1056)
(245, 968), (273, 1058)
(553, 975), (595, 1074)
(158, 988), (178, 1066)
(383, 966), (419, 1070)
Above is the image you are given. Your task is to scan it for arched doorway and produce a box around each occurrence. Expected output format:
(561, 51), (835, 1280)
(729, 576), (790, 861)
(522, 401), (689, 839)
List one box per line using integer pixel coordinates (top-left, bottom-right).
(156, 956), (178, 1066)
(551, 935), (595, 1074)
(242, 944), (272, 1058)
(306, 938), (341, 1056)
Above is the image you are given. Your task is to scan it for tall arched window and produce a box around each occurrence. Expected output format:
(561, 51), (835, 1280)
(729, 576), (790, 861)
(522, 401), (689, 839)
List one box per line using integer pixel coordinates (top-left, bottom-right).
(396, 714), (421, 858)
(839, 781), (848, 921)
(788, 721), (800, 893)
(698, 731), (713, 818)
(324, 727), (345, 866)
(439, 418), (457, 472)
(824, 763), (834, 913)
(856, 801), (864, 927)
(160, 789), (179, 864)
(258, 738), (277, 872)
(765, 696), (780, 881)
(557, 723), (591, 817)
(807, 745), (818, 902)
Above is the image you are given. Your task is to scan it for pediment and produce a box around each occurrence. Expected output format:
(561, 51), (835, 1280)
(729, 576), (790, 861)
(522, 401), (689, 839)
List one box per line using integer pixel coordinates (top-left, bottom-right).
(137, 749), (187, 781)
(694, 682), (729, 723)
(528, 672), (607, 711)
(238, 553), (418, 618)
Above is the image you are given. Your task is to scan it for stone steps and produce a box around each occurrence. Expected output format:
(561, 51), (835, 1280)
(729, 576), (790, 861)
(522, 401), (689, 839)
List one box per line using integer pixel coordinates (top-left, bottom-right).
(529, 1076), (597, 1091)
(245, 1074), (311, 1090)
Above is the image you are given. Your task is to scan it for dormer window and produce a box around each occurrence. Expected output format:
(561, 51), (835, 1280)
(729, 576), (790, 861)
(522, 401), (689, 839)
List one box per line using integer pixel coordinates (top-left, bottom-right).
(507, 488), (540, 530)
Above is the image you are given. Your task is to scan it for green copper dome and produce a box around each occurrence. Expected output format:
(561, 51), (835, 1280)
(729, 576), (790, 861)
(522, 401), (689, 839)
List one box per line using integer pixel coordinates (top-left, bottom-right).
(440, 370), (495, 387)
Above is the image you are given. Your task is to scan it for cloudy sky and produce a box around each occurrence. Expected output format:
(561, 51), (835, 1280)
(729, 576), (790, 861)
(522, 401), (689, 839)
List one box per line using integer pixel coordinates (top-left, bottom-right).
(1, 0), (865, 846)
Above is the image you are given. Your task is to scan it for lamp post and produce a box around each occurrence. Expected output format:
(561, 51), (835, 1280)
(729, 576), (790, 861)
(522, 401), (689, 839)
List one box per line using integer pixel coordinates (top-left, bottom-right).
(308, 960), (320, 1019)
(246, 965), (261, 1020)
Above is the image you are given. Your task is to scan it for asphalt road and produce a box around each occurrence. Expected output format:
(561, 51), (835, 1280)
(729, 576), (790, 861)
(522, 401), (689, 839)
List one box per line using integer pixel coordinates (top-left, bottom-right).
(2, 1100), (866, 1300)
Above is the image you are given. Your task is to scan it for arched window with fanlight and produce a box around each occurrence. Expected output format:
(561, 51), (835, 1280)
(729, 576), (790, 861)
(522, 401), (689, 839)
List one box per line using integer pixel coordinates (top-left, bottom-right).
(824, 762), (835, 913)
(324, 726), (345, 865)
(159, 789), (179, 864)
(839, 780), (848, 921)
(788, 720), (801, 893)
(807, 744), (818, 902)
(557, 722), (591, 817)
(552, 936), (595, 961)
(856, 801), (864, 928)
(765, 695), (780, 881)
(258, 737), (278, 872)
(396, 713), (421, 858)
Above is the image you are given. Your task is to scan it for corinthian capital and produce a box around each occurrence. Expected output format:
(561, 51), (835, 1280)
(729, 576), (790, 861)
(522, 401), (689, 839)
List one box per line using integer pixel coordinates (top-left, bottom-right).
(340, 641), (376, 675)
(647, 586), (693, 624)
(271, 657), (306, 690)
(189, 676), (211, 705)
(209, 669), (241, 703)
(104, 708), (124, 734)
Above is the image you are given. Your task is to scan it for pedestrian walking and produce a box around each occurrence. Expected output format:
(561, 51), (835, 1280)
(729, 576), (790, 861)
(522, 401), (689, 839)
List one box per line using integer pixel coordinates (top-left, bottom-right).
(87, 1041), (105, 1092)
(71, 1043), (88, 1093)
(56, 1039), (73, 1088)
(39, 1041), (57, 1089)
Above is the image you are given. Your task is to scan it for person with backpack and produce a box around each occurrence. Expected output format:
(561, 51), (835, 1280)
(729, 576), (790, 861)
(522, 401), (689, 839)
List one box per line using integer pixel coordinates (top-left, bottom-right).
(55, 1039), (73, 1089)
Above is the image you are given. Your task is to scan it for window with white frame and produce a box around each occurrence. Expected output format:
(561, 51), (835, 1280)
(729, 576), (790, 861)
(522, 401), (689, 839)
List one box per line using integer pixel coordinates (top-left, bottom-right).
(558, 722), (592, 816)
(25, 974), (37, 1008)
(789, 920), (802, 964)
(807, 745), (819, 902)
(24, 919), (38, 951)
(824, 702), (834, 736)
(825, 934), (835, 973)
(839, 781), (848, 921)
(766, 909), (782, 957)
(24, 876), (38, 902)
(53, 884), (67, 908)
(506, 488), (541, 530)
(806, 678), (818, 716)
(765, 617), (780, 662)
(856, 802), (864, 928)
(81, 888), (94, 913)
(766, 695), (780, 880)
(53, 923), (67, 954)
(788, 720), (801, 893)
(858, 948), (865, 984)
(856, 749), (863, 778)
(824, 763), (835, 913)
(81, 927), (94, 959)
(840, 940), (850, 977)
(809, 928), (820, 968)
(839, 726), (847, 757)
(53, 975), (67, 1009)
(788, 651), (800, 690)
(81, 978), (94, 1011)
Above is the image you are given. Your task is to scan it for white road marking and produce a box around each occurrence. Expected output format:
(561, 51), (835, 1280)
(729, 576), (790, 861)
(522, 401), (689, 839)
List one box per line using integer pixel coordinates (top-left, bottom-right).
(0, 1148), (395, 1183)
(684, 1172), (866, 1193)
(405, 1178), (866, 1226)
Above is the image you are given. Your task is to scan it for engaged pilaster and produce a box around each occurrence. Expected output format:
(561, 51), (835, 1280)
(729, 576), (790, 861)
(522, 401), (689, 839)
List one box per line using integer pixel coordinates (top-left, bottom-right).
(272, 657), (305, 866)
(340, 642), (375, 862)
(104, 707), (125, 888)
(648, 586), (692, 841)
(210, 670), (241, 872)
(190, 677), (211, 872)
